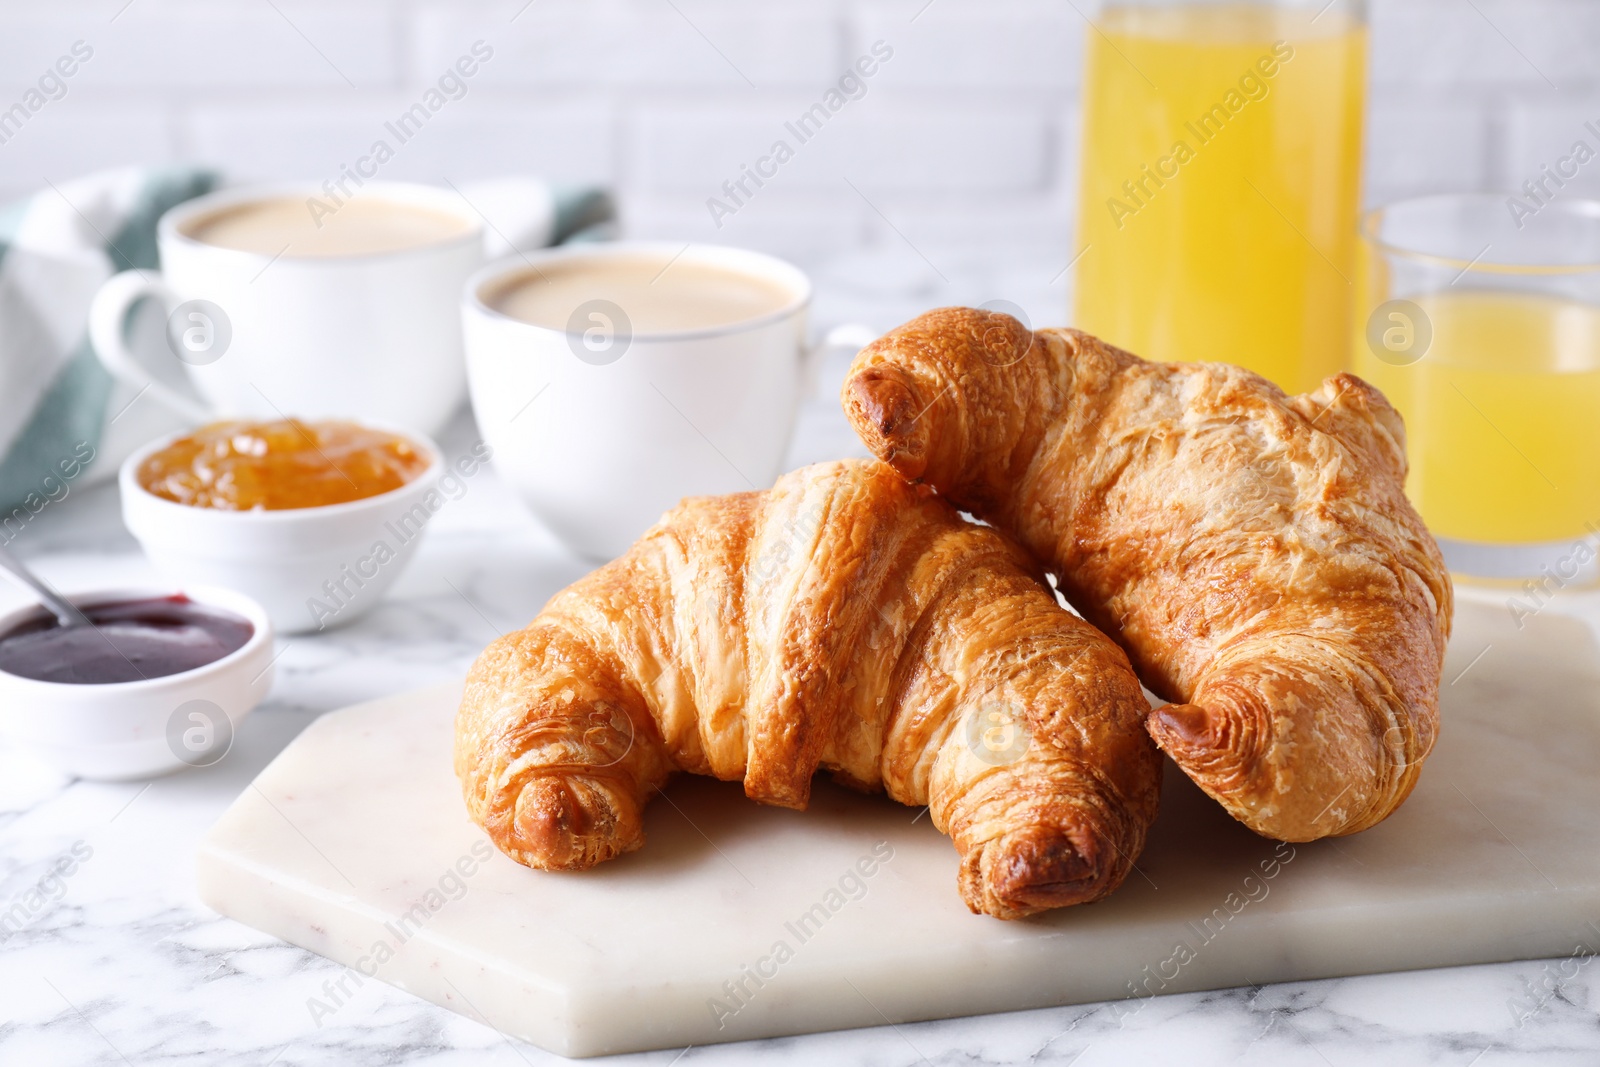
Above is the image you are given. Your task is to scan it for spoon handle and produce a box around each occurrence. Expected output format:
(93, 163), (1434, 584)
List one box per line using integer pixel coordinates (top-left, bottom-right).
(0, 543), (86, 629)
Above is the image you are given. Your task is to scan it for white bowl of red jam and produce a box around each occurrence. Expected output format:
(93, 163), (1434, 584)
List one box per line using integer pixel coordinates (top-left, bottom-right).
(0, 586), (274, 780)
(120, 419), (443, 634)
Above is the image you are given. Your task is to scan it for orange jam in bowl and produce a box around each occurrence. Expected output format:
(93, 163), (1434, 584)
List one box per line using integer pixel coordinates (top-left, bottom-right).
(137, 419), (431, 510)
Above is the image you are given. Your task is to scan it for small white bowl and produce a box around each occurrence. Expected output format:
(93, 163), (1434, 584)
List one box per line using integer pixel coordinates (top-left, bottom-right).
(0, 585), (274, 780)
(120, 425), (443, 634)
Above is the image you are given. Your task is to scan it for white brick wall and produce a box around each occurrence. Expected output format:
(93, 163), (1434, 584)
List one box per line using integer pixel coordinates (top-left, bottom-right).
(1506, 99), (1600, 200)
(0, 0), (1592, 272)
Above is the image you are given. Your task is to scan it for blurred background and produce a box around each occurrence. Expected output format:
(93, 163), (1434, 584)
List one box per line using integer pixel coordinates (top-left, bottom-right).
(9, 0), (1597, 579)
(0, 0), (1591, 325)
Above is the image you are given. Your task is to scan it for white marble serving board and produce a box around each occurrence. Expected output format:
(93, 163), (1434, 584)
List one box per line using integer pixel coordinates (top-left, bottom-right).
(197, 598), (1600, 1059)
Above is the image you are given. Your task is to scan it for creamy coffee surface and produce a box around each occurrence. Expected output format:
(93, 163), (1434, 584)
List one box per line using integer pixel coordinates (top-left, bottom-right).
(490, 256), (795, 333)
(185, 197), (472, 258)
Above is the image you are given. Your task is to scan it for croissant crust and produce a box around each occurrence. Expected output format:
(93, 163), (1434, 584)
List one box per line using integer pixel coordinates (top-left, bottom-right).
(455, 459), (1163, 918)
(842, 307), (1452, 842)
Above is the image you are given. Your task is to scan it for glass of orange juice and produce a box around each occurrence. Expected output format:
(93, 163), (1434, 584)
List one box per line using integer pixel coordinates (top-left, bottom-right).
(1073, 0), (1368, 393)
(1353, 194), (1600, 589)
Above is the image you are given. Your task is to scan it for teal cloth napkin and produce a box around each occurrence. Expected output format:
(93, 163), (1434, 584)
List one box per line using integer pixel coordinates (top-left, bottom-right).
(0, 167), (217, 528)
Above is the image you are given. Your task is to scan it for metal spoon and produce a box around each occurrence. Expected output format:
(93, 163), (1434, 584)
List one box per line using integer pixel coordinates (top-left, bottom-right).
(0, 542), (87, 628)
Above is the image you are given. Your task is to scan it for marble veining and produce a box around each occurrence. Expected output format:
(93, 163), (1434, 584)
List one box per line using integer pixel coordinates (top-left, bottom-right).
(3, 252), (1600, 1065)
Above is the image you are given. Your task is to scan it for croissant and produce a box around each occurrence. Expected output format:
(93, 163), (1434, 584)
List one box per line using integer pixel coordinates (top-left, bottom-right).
(841, 308), (1452, 842)
(455, 459), (1161, 918)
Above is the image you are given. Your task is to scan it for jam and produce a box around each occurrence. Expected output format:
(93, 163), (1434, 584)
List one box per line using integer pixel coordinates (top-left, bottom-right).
(0, 595), (253, 684)
(138, 419), (429, 510)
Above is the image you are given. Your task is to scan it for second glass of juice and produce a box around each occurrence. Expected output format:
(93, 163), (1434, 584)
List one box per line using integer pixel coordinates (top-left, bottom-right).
(1353, 195), (1600, 587)
(1073, 0), (1368, 394)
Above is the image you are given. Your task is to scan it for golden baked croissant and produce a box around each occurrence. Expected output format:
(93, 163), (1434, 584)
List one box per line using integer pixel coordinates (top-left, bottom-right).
(842, 308), (1452, 842)
(455, 459), (1161, 918)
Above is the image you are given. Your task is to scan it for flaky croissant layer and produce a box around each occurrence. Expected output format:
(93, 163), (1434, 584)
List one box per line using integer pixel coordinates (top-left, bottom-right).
(455, 459), (1162, 919)
(843, 308), (1452, 842)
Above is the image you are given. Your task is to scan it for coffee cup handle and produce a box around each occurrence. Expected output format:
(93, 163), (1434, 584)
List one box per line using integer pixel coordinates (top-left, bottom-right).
(89, 270), (215, 424)
(803, 323), (879, 399)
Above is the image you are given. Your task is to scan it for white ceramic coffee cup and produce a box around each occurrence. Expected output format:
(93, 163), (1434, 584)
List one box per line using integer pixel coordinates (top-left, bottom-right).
(463, 242), (871, 560)
(88, 182), (487, 437)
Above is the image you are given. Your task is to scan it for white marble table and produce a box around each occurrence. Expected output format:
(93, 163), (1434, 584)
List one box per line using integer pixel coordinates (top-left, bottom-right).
(3, 253), (1600, 1066)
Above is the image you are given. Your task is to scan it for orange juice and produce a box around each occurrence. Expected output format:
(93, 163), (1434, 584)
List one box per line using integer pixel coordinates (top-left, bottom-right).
(1074, 4), (1368, 393)
(1353, 290), (1600, 545)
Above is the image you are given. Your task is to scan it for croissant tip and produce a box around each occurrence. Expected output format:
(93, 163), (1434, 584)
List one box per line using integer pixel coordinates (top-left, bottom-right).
(976, 825), (1117, 918)
(842, 368), (930, 479)
(1149, 702), (1214, 747)
(508, 773), (640, 871)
